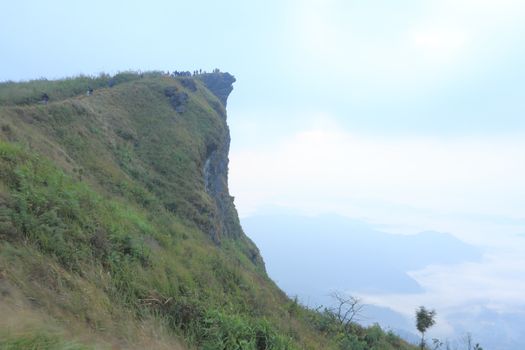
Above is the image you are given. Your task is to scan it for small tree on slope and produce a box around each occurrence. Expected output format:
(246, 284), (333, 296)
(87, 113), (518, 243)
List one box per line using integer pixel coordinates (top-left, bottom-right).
(416, 306), (436, 349)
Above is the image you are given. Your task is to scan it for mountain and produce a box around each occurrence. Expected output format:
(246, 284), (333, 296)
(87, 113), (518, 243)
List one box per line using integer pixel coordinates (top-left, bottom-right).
(243, 213), (481, 304)
(0, 72), (417, 349)
(242, 212), (483, 344)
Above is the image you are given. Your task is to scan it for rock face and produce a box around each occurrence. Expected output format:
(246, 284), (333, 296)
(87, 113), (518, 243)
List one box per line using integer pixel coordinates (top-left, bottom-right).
(164, 86), (189, 113)
(198, 72), (236, 107)
(201, 76), (236, 237)
(203, 127), (240, 240)
(199, 73), (263, 264)
(198, 71), (239, 240)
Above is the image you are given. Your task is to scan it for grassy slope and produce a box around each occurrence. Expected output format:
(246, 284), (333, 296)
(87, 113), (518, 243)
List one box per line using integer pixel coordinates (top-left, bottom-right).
(0, 73), (417, 350)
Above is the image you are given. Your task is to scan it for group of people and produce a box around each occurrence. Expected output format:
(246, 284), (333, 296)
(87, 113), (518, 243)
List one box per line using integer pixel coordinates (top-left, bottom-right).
(169, 68), (221, 77)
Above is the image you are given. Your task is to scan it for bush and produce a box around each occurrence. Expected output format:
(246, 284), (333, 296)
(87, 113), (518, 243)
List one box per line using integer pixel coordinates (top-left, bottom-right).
(198, 310), (295, 350)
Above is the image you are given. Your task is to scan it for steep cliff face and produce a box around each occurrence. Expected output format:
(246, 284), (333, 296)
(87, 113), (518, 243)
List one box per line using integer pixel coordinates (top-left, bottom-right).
(202, 131), (234, 241)
(198, 72), (263, 264)
(198, 72), (236, 107)
(200, 73), (241, 240)
(198, 76), (239, 230)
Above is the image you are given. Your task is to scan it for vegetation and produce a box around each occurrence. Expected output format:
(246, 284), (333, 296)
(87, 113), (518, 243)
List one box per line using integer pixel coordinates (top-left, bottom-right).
(0, 331), (90, 350)
(0, 72), (151, 106)
(416, 306), (436, 349)
(0, 72), (418, 349)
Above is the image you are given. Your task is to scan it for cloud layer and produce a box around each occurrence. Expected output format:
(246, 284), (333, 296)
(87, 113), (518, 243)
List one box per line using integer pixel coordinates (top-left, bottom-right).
(230, 121), (525, 245)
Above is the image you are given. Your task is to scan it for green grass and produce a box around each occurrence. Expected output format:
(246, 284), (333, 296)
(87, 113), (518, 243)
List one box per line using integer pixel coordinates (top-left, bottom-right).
(0, 71), (166, 106)
(0, 332), (91, 350)
(0, 73), (418, 350)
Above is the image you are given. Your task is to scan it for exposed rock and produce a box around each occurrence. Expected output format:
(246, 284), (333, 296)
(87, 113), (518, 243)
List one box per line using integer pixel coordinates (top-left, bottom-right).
(198, 72), (236, 106)
(167, 91), (189, 113)
(179, 78), (197, 92)
(163, 86), (178, 97)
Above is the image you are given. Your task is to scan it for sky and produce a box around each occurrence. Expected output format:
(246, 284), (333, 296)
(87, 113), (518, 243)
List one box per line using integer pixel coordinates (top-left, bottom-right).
(2, 0), (525, 346)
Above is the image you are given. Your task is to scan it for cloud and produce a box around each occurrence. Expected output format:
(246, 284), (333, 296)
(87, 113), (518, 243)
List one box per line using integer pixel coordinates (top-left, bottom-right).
(229, 120), (525, 245)
(358, 251), (525, 338)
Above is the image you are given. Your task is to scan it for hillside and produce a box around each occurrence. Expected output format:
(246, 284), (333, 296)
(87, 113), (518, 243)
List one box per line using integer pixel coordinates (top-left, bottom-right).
(0, 71), (418, 349)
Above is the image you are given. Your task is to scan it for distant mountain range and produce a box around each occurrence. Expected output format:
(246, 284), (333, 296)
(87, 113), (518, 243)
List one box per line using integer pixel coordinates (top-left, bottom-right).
(243, 213), (482, 304)
(243, 212), (483, 344)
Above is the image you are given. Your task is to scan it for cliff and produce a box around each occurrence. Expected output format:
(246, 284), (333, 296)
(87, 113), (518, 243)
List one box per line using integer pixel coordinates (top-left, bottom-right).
(0, 72), (417, 350)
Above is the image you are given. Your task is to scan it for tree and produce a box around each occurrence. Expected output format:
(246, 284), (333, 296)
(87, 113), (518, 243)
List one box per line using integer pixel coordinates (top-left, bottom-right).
(329, 291), (365, 332)
(416, 306), (436, 349)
